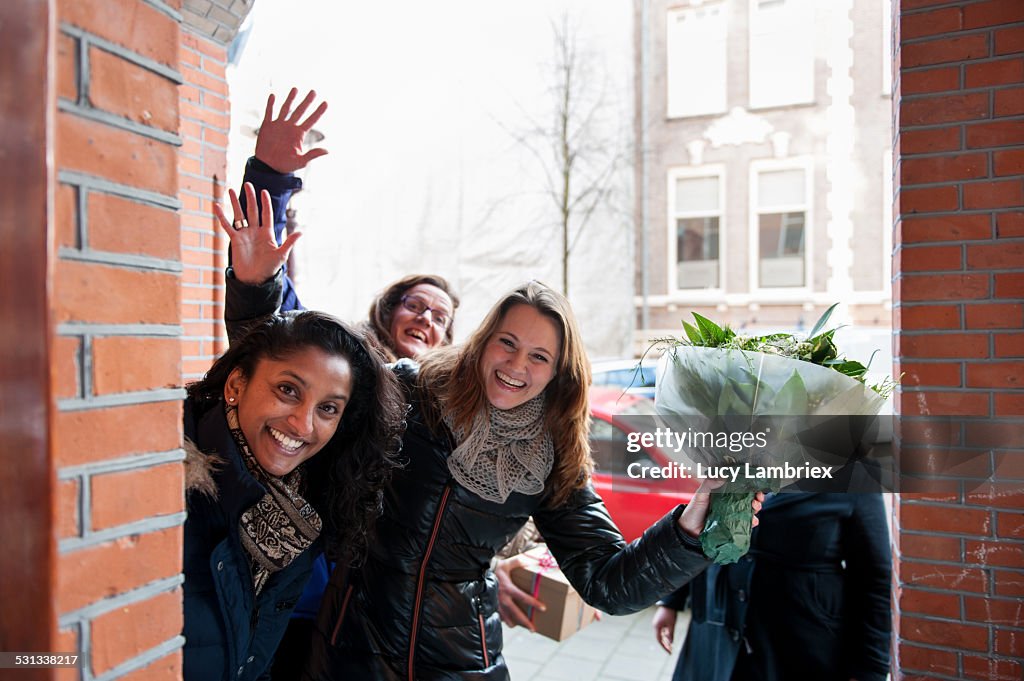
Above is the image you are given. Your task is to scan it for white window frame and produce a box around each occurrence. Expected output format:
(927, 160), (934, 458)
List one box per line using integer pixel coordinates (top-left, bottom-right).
(749, 157), (814, 299)
(667, 165), (726, 299)
(747, 0), (815, 110)
(666, 2), (728, 119)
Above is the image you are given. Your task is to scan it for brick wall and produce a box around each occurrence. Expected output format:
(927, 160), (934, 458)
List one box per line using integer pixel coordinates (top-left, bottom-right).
(53, 0), (187, 677)
(178, 28), (230, 382)
(892, 0), (1024, 679)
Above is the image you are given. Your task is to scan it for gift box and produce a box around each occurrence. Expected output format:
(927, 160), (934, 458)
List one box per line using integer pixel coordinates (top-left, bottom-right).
(509, 545), (598, 641)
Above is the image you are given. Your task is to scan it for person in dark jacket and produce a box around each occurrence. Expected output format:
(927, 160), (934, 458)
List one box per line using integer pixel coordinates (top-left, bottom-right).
(651, 492), (892, 681)
(221, 224), (763, 679)
(182, 305), (405, 681)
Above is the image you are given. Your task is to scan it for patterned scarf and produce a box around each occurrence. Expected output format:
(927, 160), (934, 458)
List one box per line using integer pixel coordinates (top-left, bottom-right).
(444, 395), (554, 503)
(225, 405), (322, 595)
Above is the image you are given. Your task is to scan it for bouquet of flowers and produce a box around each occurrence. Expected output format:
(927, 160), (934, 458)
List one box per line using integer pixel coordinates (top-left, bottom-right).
(654, 305), (895, 563)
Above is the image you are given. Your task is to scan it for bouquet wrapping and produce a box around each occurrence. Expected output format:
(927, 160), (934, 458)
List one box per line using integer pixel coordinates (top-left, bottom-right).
(654, 309), (892, 563)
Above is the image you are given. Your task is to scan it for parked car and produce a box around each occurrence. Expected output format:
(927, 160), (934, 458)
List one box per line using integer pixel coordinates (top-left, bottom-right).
(591, 358), (659, 400)
(588, 387), (697, 542)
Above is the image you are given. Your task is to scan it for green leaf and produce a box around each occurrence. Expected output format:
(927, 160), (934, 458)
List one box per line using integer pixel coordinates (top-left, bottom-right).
(682, 320), (703, 345)
(810, 330), (837, 364)
(693, 313), (725, 346)
(806, 303), (839, 340)
(824, 359), (868, 378)
(772, 370), (809, 415)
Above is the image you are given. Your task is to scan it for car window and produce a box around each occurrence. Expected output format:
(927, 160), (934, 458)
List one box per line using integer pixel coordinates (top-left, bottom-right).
(590, 418), (654, 477)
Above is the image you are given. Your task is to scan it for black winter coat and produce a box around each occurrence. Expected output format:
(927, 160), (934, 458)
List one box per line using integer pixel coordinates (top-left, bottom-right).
(664, 493), (891, 681)
(183, 399), (322, 681)
(303, 363), (712, 680)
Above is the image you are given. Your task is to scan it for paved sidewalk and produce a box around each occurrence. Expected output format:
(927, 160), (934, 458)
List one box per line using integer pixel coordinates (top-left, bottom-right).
(501, 606), (690, 681)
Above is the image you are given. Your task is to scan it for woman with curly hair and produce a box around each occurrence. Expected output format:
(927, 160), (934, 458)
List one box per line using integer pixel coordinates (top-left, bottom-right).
(182, 307), (404, 681)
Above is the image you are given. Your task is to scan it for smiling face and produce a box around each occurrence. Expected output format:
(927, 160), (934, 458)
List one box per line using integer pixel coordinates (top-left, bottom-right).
(479, 304), (561, 411)
(224, 346), (353, 477)
(387, 283), (454, 359)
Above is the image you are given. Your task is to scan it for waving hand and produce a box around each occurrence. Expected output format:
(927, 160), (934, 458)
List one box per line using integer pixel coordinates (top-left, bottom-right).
(254, 87), (329, 174)
(214, 182), (302, 285)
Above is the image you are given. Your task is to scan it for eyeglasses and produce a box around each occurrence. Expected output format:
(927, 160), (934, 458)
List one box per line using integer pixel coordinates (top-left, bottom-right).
(399, 295), (451, 331)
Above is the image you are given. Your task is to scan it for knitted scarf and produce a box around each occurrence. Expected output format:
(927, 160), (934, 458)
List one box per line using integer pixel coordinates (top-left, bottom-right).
(225, 405), (322, 594)
(445, 395), (554, 503)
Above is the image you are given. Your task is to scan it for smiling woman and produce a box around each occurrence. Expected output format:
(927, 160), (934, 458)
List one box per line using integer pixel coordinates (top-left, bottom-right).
(180, 311), (404, 681)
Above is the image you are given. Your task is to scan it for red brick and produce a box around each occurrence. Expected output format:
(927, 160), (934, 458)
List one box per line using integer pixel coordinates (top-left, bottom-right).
(898, 332), (989, 358)
(963, 0), (1024, 30)
(899, 361), (963, 386)
(894, 418), (964, 448)
(969, 478), (1024, 506)
(898, 532), (963, 561)
(966, 57), (1024, 88)
(898, 186), (959, 214)
(902, 154), (988, 185)
(995, 87), (1024, 116)
(57, 526), (182, 612)
(57, 0), (179, 68)
(55, 627), (80, 681)
(995, 392), (1024, 415)
(88, 47), (179, 134)
(896, 304), (962, 330)
(900, 274), (990, 301)
(994, 152), (1024, 180)
(900, 445), (994, 479)
(963, 179), (1024, 209)
(201, 54), (227, 80)
(965, 303), (1024, 329)
(181, 62), (226, 95)
(896, 245), (963, 273)
(900, 614), (990, 650)
(996, 211), (1024, 236)
(92, 336), (181, 395)
(87, 193), (180, 261)
(995, 26), (1024, 55)
(179, 100), (230, 133)
(55, 261), (180, 325)
(965, 422), (1024, 449)
(58, 478), (80, 539)
(902, 65), (961, 95)
(179, 30), (226, 60)
(898, 390), (989, 416)
(183, 358), (217, 376)
(996, 511), (1024, 539)
(901, 502), (993, 535)
(118, 652), (182, 681)
(54, 335), (81, 400)
(902, 8), (964, 40)
(963, 655), (1022, 681)
(91, 590), (183, 675)
(900, 587), (961, 619)
(995, 626), (1024, 656)
(898, 642), (958, 676)
(902, 93), (990, 126)
(902, 34), (990, 69)
(966, 120), (1024, 148)
(900, 126), (962, 155)
(966, 241), (1024, 268)
(994, 569), (1024, 598)
(57, 32), (77, 102)
(203, 126), (229, 148)
(965, 539), (1024, 568)
(900, 559), (989, 593)
(903, 0), (963, 8)
(57, 113), (178, 196)
(902, 214), (991, 242)
(995, 272), (1024, 298)
(56, 182), (77, 249)
(54, 401), (182, 467)
(91, 463), (184, 531)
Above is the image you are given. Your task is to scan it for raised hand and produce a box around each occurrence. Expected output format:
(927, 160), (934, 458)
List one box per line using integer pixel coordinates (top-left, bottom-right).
(214, 182), (302, 285)
(254, 87), (329, 174)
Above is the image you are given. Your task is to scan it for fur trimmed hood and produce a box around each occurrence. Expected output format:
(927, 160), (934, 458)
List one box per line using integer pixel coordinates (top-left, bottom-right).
(184, 437), (223, 499)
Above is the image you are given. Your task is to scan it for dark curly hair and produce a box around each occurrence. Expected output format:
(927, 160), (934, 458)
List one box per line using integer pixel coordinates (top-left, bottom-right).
(361, 274), (460, 361)
(186, 311), (406, 566)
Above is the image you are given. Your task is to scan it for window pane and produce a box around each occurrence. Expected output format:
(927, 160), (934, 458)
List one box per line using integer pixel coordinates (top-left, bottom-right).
(749, 0), (814, 108)
(667, 4), (727, 117)
(759, 212), (805, 287)
(758, 169), (805, 207)
(675, 176), (719, 212)
(677, 217), (720, 289)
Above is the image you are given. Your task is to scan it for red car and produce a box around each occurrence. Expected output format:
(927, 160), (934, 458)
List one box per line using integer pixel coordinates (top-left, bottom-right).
(588, 387), (698, 542)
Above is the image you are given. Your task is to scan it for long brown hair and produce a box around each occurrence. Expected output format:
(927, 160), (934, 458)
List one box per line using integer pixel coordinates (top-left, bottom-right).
(418, 281), (592, 507)
(362, 274), (460, 361)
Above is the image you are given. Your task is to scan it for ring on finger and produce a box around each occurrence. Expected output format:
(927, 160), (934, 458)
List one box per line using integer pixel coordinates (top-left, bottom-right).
(232, 219), (249, 231)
